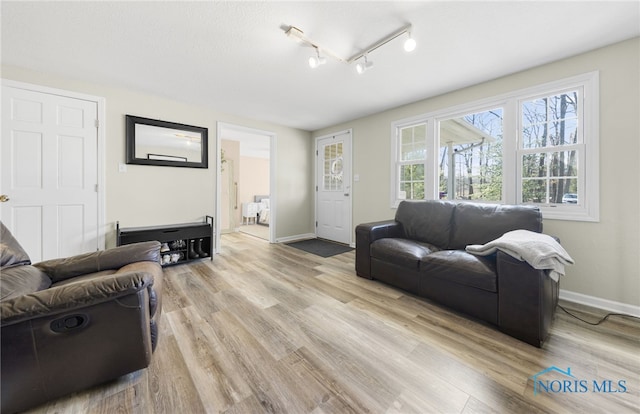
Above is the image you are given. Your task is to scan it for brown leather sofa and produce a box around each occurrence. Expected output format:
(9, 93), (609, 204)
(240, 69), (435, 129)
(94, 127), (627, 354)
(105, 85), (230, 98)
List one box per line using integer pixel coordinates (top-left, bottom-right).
(356, 200), (559, 347)
(0, 222), (163, 414)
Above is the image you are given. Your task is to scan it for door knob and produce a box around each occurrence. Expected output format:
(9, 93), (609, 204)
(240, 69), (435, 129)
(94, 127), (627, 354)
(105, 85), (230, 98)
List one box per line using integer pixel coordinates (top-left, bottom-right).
(0, 195), (9, 202)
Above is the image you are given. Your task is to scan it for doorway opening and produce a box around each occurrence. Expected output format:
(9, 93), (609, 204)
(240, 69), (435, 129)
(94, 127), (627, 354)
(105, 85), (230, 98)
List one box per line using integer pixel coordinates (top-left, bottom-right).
(216, 123), (276, 250)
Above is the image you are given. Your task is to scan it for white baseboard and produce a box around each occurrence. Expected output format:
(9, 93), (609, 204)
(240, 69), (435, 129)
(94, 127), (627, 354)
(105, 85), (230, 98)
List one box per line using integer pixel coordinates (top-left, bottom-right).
(559, 289), (640, 317)
(275, 233), (316, 244)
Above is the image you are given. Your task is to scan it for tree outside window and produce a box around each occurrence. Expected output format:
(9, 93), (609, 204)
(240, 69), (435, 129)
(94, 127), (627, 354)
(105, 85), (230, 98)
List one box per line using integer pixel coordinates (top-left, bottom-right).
(521, 91), (580, 204)
(438, 109), (503, 202)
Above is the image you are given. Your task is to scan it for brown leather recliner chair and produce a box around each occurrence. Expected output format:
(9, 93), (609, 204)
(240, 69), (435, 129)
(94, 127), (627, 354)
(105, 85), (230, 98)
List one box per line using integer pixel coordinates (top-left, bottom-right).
(0, 222), (163, 414)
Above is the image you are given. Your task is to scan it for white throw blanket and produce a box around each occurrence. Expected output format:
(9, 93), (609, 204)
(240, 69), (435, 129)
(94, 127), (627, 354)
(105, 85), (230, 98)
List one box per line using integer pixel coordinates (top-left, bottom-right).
(465, 229), (574, 282)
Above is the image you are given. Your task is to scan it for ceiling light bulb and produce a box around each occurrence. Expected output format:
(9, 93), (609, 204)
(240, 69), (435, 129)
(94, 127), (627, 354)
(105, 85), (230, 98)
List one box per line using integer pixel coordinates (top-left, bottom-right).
(356, 56), (373, 74)
(404, 36), (417, 52)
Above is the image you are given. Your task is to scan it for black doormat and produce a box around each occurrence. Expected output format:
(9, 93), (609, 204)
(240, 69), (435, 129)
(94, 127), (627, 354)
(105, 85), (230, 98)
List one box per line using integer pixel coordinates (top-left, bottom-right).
(285, 238), (353, 258)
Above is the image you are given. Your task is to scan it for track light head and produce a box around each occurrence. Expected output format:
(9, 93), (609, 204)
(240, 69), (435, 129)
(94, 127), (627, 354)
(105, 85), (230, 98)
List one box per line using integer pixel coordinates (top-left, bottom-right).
(309, 48), (327, 68)
(308, 56), (326, 68)
(355, 56), (373, 74)
(404, 34), (417, 52)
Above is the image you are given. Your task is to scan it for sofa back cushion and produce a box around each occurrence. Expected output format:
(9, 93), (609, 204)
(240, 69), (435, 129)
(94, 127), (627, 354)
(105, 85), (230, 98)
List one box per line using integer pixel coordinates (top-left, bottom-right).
(1, 221), (31, 269)
(1, 222), (51, 302)
(449, 203), (542, 249)
(395, 200), (455, 248)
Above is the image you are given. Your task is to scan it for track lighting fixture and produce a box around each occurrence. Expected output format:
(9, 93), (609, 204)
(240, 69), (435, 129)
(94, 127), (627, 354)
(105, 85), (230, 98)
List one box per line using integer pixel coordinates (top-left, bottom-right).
(308, 47), (327, 68)
(284, 23), (416, 73)
(355, 55), (373, 74)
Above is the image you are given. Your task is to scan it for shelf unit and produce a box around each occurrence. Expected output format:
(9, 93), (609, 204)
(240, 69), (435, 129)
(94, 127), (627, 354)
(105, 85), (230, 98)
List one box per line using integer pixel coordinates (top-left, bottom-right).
(117, 216), (213, 267)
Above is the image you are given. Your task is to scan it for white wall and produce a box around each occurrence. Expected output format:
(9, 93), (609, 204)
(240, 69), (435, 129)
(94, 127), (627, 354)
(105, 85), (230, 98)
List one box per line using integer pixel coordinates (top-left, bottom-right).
(1, 65), (314, 245)
(239, 155), (270, 216)
(313, 38), (640, 308)
(220, 139), (240, 232)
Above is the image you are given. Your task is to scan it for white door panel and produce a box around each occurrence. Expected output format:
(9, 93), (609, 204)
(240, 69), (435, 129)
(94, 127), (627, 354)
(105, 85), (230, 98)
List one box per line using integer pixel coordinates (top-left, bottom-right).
(13, 206), (43, 260)
(1, 85), (99, 262)
(316, 131), (352, 245)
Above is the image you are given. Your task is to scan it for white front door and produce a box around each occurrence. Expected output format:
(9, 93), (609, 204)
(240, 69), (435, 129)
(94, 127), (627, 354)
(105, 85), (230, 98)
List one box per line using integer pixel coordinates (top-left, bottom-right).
(1, 83), (99, 262)
(316, 130), (352, 245)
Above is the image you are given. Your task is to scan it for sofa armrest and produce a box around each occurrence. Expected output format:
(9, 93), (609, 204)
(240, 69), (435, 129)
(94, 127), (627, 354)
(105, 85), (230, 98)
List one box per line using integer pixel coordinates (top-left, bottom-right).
(34, 241), (161, 282)
(355, 220), (403, 278)
(497, 251), (559, 347)
(0, 271), (155, 327)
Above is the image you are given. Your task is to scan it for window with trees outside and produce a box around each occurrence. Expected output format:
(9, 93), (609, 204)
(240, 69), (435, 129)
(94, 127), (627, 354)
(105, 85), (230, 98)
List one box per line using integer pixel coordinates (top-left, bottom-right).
(439, 108), (503, 202)
(397, 123), (427, 201)
(520, 90), (581, 205)
(390, 72), (599, 221)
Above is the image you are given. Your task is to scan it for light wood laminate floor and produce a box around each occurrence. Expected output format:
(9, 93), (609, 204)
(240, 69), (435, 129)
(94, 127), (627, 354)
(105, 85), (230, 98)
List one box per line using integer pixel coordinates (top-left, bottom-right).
(25, 232), (640, 413)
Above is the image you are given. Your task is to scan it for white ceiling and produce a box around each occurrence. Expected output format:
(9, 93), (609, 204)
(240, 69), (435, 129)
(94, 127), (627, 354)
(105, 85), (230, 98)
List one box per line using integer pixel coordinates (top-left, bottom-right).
(2, 1), (639, 131)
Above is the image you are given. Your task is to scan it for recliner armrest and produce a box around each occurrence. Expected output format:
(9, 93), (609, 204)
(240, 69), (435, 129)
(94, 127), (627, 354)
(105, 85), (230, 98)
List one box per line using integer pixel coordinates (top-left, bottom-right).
(34, 241), (161, 282)
(0, 271), (155, 327)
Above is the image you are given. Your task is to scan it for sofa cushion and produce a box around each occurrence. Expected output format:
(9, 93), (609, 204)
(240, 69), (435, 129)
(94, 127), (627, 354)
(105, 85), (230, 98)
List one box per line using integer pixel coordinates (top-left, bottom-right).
(395, 200), (455, 248)
(420, 250), (497, 292)
(0, 265), (52, 301)
(449, 203), (542, 250)
(371, 238), (440, 270)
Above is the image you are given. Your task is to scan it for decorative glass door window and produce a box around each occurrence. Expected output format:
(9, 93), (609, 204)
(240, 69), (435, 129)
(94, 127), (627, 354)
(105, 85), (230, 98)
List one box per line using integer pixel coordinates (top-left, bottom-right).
(323, 142), (343, 191)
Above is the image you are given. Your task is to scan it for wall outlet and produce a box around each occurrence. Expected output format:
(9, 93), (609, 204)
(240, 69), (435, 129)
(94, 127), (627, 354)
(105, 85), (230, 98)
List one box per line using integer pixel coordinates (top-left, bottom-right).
(118, 163), (127, 173)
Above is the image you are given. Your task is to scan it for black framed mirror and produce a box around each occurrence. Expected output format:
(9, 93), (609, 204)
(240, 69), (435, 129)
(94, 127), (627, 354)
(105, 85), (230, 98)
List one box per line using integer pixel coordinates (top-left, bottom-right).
(126, 115), (208, 168)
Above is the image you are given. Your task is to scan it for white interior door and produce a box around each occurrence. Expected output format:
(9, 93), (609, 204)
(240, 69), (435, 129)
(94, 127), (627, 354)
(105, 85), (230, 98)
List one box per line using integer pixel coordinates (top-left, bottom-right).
(1, 84), (99, 262)
(316, 130), (352, 245)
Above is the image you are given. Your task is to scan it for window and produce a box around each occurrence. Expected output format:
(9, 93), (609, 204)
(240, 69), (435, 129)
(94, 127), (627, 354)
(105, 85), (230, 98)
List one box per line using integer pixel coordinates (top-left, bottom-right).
(397, 123), (426, 200)
(391, 72), (599, 221)
(519, 90), (582, 205)
(439, 108), (503, 202)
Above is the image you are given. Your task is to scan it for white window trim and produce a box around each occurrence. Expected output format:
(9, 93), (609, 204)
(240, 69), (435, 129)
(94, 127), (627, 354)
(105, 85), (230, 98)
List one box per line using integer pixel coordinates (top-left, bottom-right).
(390, 71), (599, 222)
